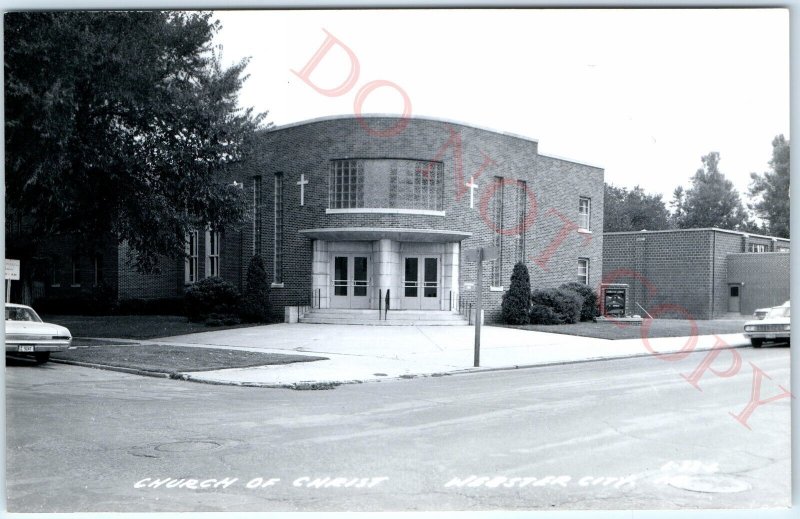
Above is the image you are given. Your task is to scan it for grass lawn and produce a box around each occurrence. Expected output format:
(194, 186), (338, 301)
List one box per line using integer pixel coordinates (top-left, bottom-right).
(501, 318), (748, 340)
(41, 314), (263, 340)
(48, 344), (326, 373)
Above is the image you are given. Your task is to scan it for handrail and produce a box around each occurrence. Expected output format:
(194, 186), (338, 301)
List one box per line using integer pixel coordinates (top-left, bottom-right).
(636, 302), (654, 319)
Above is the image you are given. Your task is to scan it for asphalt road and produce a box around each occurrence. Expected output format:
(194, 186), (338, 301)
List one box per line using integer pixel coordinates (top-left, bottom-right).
(5, 346), (791, 512)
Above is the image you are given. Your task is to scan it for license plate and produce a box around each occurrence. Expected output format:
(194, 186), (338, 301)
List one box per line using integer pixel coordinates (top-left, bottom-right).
(765, 334), (776, 339)
(17, 345), (35, 352)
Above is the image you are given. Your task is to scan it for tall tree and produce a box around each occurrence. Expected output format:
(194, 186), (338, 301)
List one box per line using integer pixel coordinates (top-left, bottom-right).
(603, 183), (671, 232)
(748, 135), (790, 238)
(671, 152), (754, 231)
(5, 11), (265, 271)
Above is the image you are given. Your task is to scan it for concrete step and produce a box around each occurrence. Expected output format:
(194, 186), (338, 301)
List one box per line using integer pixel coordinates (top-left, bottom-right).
(298, 316), (469, 326)
(306, 310), (464, 321)
(299, 309), (469, 326)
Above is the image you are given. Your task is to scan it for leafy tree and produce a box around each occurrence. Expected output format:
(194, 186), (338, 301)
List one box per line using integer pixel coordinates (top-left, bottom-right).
(5, 11), (265, 272)
(671, 152), (754, 231)
(603, 183), (671, 232)
(240, 255), (271, 323)
(501, 262), (531, 324)
(748, 135), (790, 238)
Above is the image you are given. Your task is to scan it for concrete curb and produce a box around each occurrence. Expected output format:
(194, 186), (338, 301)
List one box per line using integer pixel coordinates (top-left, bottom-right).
(49, 341), (753, 389)
(445, 342), (753, 377)
(49, 358), (173, 379)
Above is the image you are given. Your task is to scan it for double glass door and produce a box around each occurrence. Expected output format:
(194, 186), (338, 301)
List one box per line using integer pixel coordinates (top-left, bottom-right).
(403, 256), (440, 310)
(331, 255), (370, 309)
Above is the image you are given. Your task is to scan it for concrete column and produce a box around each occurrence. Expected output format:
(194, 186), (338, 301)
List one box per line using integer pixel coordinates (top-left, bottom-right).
(311, 240), (329, 308)
(442, 242), (460, 311)
(372, 239), (401, 310)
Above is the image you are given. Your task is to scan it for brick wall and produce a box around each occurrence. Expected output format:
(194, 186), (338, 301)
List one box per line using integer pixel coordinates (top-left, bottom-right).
(117, 242), (183, 300)
(727, 252), (790, 315)
(603, 228), (790, 320)
(225, 116), (604, 321)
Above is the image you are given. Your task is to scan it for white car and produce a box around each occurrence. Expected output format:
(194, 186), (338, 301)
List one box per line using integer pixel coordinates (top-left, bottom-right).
(752, 307), (770, 320)
(4, 303), (72, 364)
(743, 301), (790, 348)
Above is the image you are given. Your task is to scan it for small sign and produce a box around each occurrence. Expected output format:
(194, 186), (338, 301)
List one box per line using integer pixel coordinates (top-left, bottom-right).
(603, 287), (626, 317)
(464, 282), (475, 291)
(5, 259), (20, 281)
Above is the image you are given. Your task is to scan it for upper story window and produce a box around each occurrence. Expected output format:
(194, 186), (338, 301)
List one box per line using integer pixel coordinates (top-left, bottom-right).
(329, 159), (444, 211)
(577, 258), (590, 284)
(329, 160), (365, 209)
(578, 197), (591, 230)
(71, 255), (81, 286)
(274, 173), (284, 285)
(185, 230), (199, 284)
(748, 243), (767, 253)
(206, 231), (220, 277)
(252, 175), (262, 256)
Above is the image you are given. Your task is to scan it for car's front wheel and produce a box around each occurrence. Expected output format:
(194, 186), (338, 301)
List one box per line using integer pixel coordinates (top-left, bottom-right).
(34, 352), (50, 364)
(751, 339), (763, 348)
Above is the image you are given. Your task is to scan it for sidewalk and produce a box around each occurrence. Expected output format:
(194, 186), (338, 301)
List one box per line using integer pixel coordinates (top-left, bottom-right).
(124, 324), (750, 387)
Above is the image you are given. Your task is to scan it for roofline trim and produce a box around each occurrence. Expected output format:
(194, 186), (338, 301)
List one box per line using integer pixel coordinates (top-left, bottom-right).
(603, 227), (790, 242)
(538, 152), (604, 170)
(264, 113), (540, 145)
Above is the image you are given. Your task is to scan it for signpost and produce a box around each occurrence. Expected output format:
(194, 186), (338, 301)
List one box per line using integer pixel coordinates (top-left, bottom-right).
(463, 246), (497, 367)
(5, 259), (20, 302)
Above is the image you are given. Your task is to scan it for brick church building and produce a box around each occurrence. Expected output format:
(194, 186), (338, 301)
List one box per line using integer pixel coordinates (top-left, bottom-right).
(30, 115), (605, 322)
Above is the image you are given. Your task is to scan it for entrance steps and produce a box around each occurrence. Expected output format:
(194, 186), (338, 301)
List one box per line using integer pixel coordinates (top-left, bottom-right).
(299, 309), (469, 326)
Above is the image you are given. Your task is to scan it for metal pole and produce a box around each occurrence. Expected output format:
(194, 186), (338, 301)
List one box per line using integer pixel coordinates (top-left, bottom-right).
(474, 253), (482, 367)
(5, 280), (10, 303)
(378, 289), (382, 320)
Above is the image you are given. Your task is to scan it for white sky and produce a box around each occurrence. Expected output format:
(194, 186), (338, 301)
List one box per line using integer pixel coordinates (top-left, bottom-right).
(213, 8), (789, 203)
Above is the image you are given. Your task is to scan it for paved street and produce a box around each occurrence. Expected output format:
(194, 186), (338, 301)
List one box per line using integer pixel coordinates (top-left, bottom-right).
(6, 346), (790, 512)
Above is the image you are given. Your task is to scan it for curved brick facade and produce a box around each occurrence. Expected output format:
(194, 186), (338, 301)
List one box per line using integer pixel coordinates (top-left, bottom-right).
(224, 116), (605, 322)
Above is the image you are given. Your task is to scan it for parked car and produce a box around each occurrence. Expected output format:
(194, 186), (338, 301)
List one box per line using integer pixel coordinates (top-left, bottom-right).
(743, 301), (790, 348)
(5, 303), (72, 364)
(752, 307), (770, 320)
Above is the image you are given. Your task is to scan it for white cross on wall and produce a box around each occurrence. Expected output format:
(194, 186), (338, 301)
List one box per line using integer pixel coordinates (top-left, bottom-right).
(297, 173), (309, 206)
(466, 176), (479, 209)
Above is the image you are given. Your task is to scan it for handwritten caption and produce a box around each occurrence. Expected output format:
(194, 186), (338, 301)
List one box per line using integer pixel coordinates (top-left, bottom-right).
(133, 474), (639, 490)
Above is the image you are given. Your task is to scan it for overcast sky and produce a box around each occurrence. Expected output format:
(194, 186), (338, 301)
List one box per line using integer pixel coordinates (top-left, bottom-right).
(213, 8), (789, 203)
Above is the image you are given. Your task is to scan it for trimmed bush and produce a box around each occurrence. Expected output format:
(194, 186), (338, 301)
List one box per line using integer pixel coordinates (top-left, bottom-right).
(184, 276), (240, 323)
(239, 255), (270, 323)
(529, 287), (583, 325)
(501, 262), (531, 324)
(559, 282), (599, 322)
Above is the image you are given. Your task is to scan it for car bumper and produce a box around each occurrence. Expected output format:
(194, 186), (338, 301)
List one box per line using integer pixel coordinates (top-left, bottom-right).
(5, 340), (71, 353)
(743, 332), (790, 341)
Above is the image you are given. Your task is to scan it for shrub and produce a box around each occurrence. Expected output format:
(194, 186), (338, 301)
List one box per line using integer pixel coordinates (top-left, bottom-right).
(559, 282), (599, 321)
(501, 262), (531, 324)
(184, 276), (240, 322)
(239, 256), (270, 323)
(529, 287), (583, 325)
